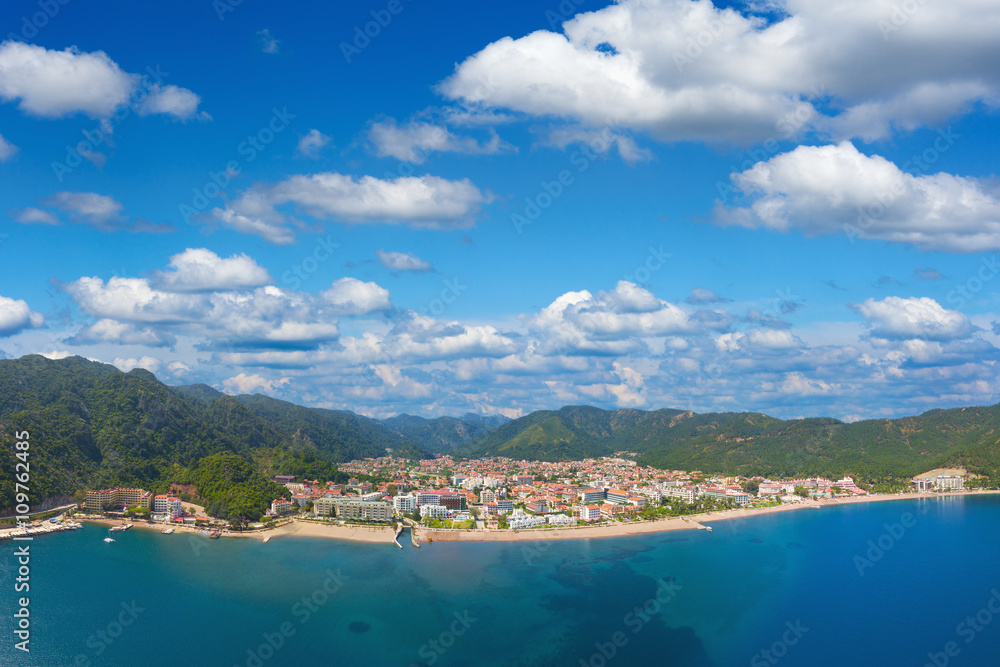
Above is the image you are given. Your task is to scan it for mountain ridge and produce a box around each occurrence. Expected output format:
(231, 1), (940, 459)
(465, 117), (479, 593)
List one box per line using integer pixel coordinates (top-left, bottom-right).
(4, 355), (1000, 514)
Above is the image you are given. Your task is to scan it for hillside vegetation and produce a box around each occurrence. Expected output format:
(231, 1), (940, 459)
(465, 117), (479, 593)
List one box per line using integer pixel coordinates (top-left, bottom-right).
(5, 355), (1000, 515)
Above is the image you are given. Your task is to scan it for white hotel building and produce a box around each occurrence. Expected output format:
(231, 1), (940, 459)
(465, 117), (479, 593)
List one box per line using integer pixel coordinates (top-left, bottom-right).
(393, 494), (416, 515)
(153, 495), (182, 519)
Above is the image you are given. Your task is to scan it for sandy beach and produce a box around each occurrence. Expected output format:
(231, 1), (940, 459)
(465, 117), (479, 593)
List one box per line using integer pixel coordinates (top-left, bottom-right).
(255, 519), (397, 544)
(78, 516), (398, 544)
(419, 489), (1000, 543)
(74, 489), (1000, 546)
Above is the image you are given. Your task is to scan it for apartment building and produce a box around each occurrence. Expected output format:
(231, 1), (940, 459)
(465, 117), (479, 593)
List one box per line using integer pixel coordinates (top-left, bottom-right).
(270, 499), (293, 515)
(153, 495), (182, 518)
(314, 497), (392, 522)
(85, 487), (152, 513)
(393, 494), (416, 514)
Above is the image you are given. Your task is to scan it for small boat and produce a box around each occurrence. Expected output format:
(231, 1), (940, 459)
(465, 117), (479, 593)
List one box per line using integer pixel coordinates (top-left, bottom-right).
(705, 526), (713, 532)
(103, 537), (115, 543)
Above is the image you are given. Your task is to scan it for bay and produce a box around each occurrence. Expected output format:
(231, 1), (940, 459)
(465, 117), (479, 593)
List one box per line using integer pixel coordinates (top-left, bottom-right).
(3, 495), (1000, 666)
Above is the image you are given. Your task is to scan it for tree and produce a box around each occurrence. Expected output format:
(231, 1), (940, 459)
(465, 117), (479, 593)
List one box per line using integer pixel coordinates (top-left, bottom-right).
(228, 502), (251, 531)
(73, 490), (87, 507)
(741, 479), (760, 495)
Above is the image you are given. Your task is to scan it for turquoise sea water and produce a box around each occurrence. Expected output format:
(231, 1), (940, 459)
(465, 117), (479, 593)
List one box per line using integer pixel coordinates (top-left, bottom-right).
(3, 495), (1000, 666)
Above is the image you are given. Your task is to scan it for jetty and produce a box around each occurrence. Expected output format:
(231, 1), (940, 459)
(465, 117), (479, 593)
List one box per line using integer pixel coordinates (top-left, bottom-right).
(0, 520), (82, 540)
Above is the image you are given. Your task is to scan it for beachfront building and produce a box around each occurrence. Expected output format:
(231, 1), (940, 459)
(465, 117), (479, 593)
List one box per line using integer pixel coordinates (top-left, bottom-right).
(639, 487), (663, 502)
(703, 486), (751, 506)
(578, 505), (602, 522)
(338, 499), (393, 522)
(393, 494), (416, 515)
(270, 499), (292, 515)
(508, 509), (546, 529)
(834, 477), (858, 491)
(934, 475), (964, 490)
(758, 482), (784, 496)
(579, 488), (606, 503)
(726, 490), (751, 506)
(420, 504), (450, 519)
(153, 495), (183, 519)
(663, 485), (696, 504)
(601, 504), (627, 519)
(547, 514), (577, 526)
(315, 497), (392, 522)
(314, 496), (338, 517)
(85, 487), (152, 513)
(913, 474), (965, 492)
(605, 488), (630, 504)
(526, 500), (548, 514)
(416, 491), (467, 511)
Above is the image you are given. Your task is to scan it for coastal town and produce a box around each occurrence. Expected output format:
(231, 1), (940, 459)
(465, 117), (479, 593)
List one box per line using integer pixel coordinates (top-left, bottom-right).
(59, 454), (972, 544)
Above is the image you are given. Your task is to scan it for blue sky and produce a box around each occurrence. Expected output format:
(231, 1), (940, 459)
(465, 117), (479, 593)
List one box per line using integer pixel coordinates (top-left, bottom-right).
(1, 0), (999, 421)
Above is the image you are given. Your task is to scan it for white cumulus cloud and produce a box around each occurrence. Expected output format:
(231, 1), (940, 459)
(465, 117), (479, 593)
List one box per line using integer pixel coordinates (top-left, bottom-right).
(853, 296), (975, 341)
(714, 142), (1000, 253)
(0, 295), (44, 336)
(222, 372), (290, 395)
(0, 41), (206, 120)
(322, 277), (392, 316)
(151, 248), (272, 293)
(439, 0), (1000, 145)
(208, 172), (487, 244)
(368, 118), (512, 163)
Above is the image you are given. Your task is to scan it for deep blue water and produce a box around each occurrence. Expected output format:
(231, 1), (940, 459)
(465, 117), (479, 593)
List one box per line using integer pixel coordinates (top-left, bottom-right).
(3, 495), (1000, 666)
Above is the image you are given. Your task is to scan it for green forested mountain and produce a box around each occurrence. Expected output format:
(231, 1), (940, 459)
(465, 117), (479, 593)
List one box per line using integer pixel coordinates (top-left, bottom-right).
(232, 394), (428, 460)
(465, 404), (1000, 483)
(0, 356), (431, 517)
(381, 413), (510, 454)
(5, 355), (1000, 516)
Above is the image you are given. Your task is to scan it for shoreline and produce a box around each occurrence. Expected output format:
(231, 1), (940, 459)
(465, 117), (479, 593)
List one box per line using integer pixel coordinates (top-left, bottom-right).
(77, 516), (398, 544)
(419, 489), (1000, 543)
(71, 489), (1000, 546)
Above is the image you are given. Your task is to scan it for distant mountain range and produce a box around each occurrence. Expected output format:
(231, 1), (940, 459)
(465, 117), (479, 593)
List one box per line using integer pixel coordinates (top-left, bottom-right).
(463, 404), (1000, 480)
(0, 355), (501, 515)
(2, 354), (999, 515)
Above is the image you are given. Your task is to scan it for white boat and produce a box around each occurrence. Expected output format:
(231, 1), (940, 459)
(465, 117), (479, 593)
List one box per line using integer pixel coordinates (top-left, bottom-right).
(161, 527), (174, 535)
(103, 537), (115, 543)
